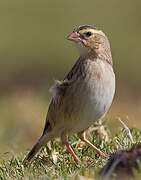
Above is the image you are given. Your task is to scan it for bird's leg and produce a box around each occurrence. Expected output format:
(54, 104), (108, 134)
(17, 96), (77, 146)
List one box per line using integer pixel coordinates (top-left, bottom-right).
(78, 131), (109, 158)
(65, 142), (81, 162)
(61, 131), (80, 162)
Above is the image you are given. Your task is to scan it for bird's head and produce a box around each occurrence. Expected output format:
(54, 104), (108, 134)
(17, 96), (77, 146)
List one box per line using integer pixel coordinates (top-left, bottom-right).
(67, 25), (111, 59)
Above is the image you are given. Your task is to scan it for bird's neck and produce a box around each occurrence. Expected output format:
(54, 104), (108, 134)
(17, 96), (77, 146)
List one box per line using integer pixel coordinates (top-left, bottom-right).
(94, 48), (113, 66)
(79, 48), (113, 66)
(75, 42), (113, 66)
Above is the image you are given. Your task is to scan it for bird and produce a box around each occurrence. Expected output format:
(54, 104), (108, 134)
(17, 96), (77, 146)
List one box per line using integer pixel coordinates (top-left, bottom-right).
(27, 25), (115, 162)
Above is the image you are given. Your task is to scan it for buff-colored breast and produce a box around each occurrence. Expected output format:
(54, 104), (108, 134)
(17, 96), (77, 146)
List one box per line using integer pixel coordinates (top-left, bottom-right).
(57, 58), (115, 135)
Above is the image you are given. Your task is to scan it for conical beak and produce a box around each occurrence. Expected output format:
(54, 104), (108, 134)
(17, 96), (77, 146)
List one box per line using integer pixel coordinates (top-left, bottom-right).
(67, 32), (81, 42)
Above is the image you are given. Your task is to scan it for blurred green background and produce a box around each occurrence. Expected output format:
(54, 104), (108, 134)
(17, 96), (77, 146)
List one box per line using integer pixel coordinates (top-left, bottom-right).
(0, 0), (141, 154)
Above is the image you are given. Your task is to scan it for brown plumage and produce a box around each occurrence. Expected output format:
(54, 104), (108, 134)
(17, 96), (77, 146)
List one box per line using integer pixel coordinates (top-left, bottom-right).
(27, 25), (115, 162)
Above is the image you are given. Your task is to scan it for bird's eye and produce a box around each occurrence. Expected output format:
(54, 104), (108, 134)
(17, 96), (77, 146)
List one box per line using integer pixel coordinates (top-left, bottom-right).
(85, 31), (92, 37)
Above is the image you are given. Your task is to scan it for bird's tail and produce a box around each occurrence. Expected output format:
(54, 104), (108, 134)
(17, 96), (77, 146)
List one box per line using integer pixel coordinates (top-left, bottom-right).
(26, 134), (48, 162)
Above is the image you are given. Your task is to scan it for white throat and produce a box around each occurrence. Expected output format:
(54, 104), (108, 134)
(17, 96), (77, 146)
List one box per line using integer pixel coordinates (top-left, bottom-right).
(74, 42), (90, 56)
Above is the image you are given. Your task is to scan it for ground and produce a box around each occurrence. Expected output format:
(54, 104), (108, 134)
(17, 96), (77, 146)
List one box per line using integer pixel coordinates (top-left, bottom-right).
(0, 122), (140, 180)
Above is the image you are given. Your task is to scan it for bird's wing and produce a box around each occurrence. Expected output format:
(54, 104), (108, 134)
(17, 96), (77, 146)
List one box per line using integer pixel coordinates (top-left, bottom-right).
(43, 58), (81, 134)
(43, 80), (70, 134)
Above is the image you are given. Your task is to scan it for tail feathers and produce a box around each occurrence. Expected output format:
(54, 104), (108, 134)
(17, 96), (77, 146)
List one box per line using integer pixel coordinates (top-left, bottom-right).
(27, 134), (48, 162)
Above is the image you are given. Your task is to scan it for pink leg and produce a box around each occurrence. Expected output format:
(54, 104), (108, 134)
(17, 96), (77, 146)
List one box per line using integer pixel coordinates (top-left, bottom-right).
(64, 142), (80, 162)
(78, 131), (109, 158)
(61, 130), (80, 162)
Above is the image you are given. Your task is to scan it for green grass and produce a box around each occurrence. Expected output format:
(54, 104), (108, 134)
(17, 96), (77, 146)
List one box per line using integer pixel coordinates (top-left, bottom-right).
(0, 125), (140, 180)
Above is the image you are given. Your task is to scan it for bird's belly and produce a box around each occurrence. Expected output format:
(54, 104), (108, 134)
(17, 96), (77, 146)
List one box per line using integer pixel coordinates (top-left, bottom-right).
(66, 73), (115, 134)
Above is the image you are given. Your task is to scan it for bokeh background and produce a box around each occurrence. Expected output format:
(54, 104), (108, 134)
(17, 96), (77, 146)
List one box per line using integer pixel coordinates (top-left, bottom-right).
(0, 0), (141, 154)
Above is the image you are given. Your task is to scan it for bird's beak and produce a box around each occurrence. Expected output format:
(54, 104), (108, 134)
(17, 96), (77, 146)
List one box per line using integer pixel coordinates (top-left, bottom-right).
(67, 32), (82, 42)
